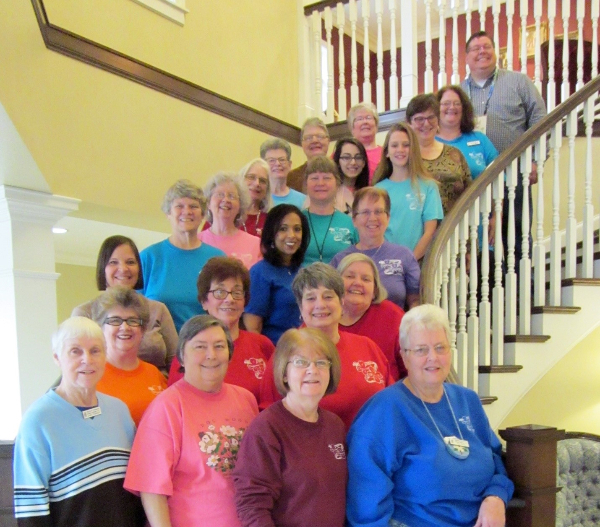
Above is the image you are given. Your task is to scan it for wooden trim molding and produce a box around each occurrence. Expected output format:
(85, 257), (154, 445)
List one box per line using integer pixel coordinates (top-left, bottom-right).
(30, 0), (302, 144)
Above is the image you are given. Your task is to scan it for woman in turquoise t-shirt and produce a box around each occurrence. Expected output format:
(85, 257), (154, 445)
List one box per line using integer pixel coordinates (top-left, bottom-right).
(373, 123), (444, 261)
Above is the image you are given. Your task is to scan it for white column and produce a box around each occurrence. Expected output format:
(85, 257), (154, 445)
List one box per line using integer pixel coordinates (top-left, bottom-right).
(0, 186), (79, 440)
(400, 0), (419, 108)
(298, 5), (314, 123)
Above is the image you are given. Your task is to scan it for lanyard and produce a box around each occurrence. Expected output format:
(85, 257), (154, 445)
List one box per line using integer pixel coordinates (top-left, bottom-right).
(468, 68), (499, 116)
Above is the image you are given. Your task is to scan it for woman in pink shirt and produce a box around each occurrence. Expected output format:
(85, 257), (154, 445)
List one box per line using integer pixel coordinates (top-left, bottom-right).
(348, 102), (382, 183)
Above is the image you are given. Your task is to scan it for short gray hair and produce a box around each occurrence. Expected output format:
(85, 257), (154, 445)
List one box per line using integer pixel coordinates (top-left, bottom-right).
(176, 315), (234, 370)
(239, 159), (273, 212)
(92, 286), (150, 330)
(301, 117), (329, 139)
(204, 172), (251, 227)
(399, 304), (451, 351)
(336, 253), (388, 304)
(52, 317), (106, 357)
(292, 262), (345, 305)
(161, 179), (206, 215)
(348, 102), (379, 130)
(260, 138), (292, 161)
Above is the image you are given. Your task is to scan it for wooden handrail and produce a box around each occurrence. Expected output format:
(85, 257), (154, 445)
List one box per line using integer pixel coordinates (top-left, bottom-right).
(304, 1), (349, 16)
(421, 74), (600, 303)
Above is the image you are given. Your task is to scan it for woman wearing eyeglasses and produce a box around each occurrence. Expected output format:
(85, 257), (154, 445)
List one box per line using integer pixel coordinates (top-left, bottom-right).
(239, 158), (273, 237)
(348, 102), (382, 183)
(406, 94), (472, 215)
(233, 328), (347, 527)
(167, 257), (274, 403)
(199, 172), (262, 268)
(92, 287), (167, 425)
(332, 138), (370, 215)
(346, 304), (513, 527)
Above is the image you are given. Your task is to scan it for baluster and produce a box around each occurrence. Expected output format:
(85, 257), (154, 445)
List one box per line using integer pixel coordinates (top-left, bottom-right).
(492, 173), (505, 364)
(583, 98), (595, 278)
(492, 0), (501, 58)
(425, 0), (434, 92)
(451, 0), (460, 84)
(349, 0), (359, 105)
(593, 0), (599, 77)
(561, 1), (570, 102)
(467, 202), (480, 391)
(505, 159), (518, 336)
(324, 7), (334, 122)
(449, 229), (459, 366)
(388, 0), (399, 110)
(456, 215), (469, 384)
(549, 124), (563, 306)
(533, 0), (542, 92)
(565, 111), (577, 279)
(438, 0), (448, 89)
(441, 242), (451, 318)
(311, 11), (323, 116)
(519, 0), (528, 75)
(435, 266), (443, 307)
(576, 0), (585, 91)
(533, 137), (547, 307)
(518, 148), (532, 335)
(506, 0), (515, 71)
(547, 1), (557, 111)
(336, 3), (347, 121)
(362, 0), (371, 102)
(465, 0), (473, 76)
(478, 0), (487, 30)
(375, 0), (384, 112)
(479, 186), (491, 368)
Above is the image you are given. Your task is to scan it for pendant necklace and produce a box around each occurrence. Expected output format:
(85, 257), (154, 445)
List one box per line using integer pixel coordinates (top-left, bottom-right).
(411, 382), (470, 460)
(307, 208), (335, 262)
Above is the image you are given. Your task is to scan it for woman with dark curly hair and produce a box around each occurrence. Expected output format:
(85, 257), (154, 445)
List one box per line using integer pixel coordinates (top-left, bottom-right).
(332, 138), (370, 214)
(243, 204), (310, 345)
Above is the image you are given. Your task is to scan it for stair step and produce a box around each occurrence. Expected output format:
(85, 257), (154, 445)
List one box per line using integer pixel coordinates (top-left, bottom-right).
(479, 365), (524, 374)
(480, 396), (498, 405)
(504, 335), (550, 343)
(531, 306), (581, 315)
(561, 278), (600, 287)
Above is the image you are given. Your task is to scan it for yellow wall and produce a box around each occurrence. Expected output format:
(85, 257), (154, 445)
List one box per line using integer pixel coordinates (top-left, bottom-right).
(55, 263), (98, 323)
(500, 325), (600, 435)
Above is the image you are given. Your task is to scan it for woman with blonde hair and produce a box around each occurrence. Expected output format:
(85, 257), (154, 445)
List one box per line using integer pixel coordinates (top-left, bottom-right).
(374, 123), (444, 261)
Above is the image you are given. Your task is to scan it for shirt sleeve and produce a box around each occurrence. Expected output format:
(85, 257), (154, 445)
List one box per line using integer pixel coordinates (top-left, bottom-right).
(138, 249), (150, 296)
(520, 75), (547, 129)
(422, 181), (444, 222)
(245, 264), (271, 318)
(478, 132), (499, 166)
(403, 249), (421, 296)
(157, 304), (178, 371)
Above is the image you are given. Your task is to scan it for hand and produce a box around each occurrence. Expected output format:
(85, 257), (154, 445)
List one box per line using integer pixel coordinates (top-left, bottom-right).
(474, 495), (505, 527)
(529, 162), (538, 185)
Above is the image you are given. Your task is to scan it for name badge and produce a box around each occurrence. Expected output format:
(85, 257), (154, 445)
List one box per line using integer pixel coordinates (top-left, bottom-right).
(82, 406), (102, 419)
(466, 140), (481, 146)
(475, 115), (487, 134)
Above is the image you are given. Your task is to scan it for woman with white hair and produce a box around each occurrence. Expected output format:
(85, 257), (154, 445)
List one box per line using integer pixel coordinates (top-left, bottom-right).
(239, 158), (272, 237)
(348, 102), (382, 182)
(13, 317), (145, 527)
(346, 304), (514, 527)
(199, 171), (262, 268)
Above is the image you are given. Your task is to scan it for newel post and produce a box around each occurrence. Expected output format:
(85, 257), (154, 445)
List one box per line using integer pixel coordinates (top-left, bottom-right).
(499, 424), (564, 527)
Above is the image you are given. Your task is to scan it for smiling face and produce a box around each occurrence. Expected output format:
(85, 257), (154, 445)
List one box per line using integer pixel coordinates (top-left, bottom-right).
(284, 344), (331, 403)
(386, 130), (411, 170)
(409, 109), (439, 145)
(55, 336), (106, 394)
(351, 108), (378, 145)
(465, 35), (497, 80)
(338, 142), (366, 181)
(341, 261), (376, 313)
(353, 195), (390, 244)
(402, 326), (452, 394)
(302, 125), (330, 160)
(167, 197), (203, 235)
(305, 171), (338, 205)
(244, 163), (269, 204)
(102, 306), (144, 361)
(264, 148), (291, 182)
(439, 89), (463, 130)
(105, 244), (139, 289)
(209, 182), (240, 227)
(274, 212), (303, 265)
(300, 285), (343, 333)
(201, 277), (245, 330)
(182, 325), (230, 392)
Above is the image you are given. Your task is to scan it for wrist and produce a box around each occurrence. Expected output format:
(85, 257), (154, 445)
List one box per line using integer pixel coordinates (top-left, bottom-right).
(484, 495), (505, 506)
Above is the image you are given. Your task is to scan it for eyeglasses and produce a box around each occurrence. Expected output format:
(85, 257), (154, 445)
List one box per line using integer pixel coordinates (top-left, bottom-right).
(104, 316), (143, 327)
(468, 44), (494, 53)
(354, 208), (388, 218)
(411, 115), (438, 125)
(339, 154), (365, 163)
(265, 157), (289, 166)
(404, 344), (450, 357)
(287, 357), (332, 370)
(303, 134), (328, 142)
(307, 174), (336, 183)
(209, 289), (245, 300)
(440, 101), (462, 108)
(244, 174), (268, 186)
(354, 115), (375, 123)
(213, 192), (239, 201)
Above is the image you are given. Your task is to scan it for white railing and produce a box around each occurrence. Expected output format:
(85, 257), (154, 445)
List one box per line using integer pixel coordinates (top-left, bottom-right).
(301, 0), (599, 121)
(421, 75), (600, 392)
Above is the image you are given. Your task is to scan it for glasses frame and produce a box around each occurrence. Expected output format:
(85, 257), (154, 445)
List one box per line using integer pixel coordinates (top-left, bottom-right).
(404, 344), (451, 358)
(208, 288), (245, 301)
(104, 316), (143, 328)
(287, 357), (332, 370)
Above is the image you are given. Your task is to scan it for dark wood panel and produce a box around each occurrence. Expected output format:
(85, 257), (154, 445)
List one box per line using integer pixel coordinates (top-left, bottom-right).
(0, 442), (15, 527)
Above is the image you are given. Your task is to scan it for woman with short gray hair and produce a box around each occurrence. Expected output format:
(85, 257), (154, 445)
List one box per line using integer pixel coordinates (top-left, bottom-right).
(348, 101), (382, 182)
(140, 179), (226, 332)
(199, 172), (262, 268)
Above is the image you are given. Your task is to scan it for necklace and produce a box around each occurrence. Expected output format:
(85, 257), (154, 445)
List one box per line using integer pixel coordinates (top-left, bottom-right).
(410, 382), (470, 460)
(358, 242), (384, 263)
(307, 209), (335, 262)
